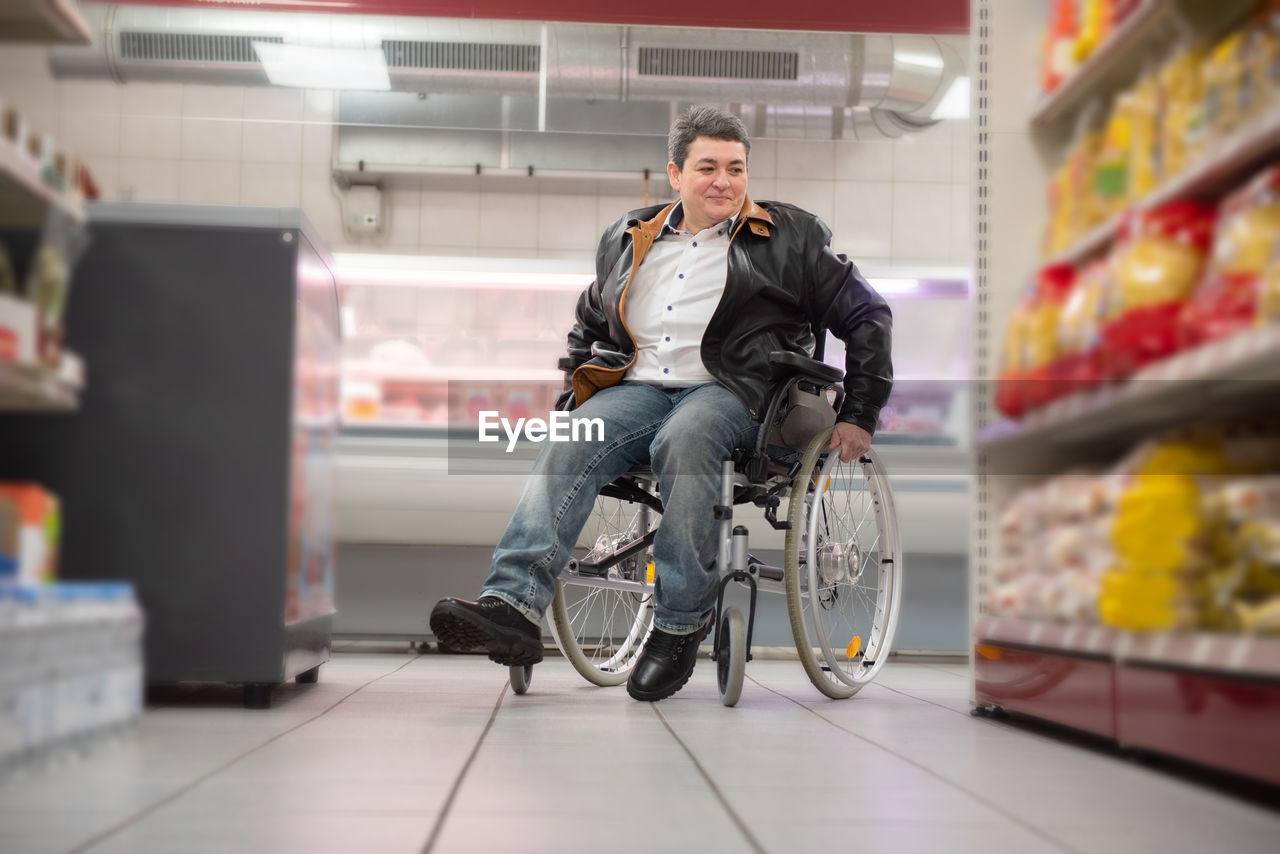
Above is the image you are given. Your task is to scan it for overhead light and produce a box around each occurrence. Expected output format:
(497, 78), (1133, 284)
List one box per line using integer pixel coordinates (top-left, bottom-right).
(335, 266), (593, 292)
(930, 76), (970, 120)
(253, 41), (390, 91)
(868, 278), (920, 295)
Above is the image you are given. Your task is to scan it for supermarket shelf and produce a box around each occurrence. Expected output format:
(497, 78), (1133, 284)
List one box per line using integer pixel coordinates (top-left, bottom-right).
(1046, 108), (1280, 266)
(0, 142), (85, 228)
(1118, 630), (1280, 679)
(0, 359), (79, 412)
(0, 0), (92, 44)
(1029, 0), (1177, 130)
(344, 362), (562, 383)
(975, 615), (1280, 681)
(974, 616), (1117, 658)
(975, 324), (1280, 460)
(1046, 215), (1120, 268)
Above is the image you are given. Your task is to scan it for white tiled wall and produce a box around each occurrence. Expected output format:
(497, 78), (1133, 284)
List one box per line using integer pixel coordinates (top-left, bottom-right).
(0, 45), (970, 270)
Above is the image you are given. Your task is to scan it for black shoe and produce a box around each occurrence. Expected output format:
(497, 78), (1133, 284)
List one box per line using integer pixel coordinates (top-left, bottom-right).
(430, 596), (543, 667)
(626, 622), (712, 702)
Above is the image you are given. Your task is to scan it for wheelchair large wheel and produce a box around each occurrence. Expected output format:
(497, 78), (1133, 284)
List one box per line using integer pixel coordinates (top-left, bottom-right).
(784, 428), (903, 699)
(550, 491), (657, 686)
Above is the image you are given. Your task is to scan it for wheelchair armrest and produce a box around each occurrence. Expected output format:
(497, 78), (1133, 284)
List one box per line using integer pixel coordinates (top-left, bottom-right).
(768, 351), (843, 385)
(557, 356), (574, 373)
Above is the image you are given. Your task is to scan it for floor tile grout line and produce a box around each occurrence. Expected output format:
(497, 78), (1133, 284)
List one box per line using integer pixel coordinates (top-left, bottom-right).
(872, 679), (976, 717)
(920, 663), (969, 679)
(420, 682), (509, 854)
(66, 654), (424, 854)
(650, 703), (770, 854)
(745, 675), (1085, 854)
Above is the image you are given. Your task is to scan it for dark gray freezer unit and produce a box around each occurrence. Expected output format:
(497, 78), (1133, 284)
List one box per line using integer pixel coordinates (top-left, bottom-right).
(0, 203), (340, 708)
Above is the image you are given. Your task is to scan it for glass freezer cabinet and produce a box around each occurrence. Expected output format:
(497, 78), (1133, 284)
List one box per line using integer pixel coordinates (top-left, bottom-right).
(0, 203), (340, 709)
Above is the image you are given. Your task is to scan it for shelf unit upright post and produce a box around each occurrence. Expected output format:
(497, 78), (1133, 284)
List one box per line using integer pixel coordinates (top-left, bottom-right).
(970, 0), (1280, 785)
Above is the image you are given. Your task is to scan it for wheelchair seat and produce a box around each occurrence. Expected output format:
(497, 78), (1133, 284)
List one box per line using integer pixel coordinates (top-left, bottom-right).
(546, 339), (902, 704)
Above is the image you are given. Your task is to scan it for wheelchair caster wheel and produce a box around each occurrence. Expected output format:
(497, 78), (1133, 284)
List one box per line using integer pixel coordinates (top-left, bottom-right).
(510, 664), (533, 695)
(716, 607), (746, 707)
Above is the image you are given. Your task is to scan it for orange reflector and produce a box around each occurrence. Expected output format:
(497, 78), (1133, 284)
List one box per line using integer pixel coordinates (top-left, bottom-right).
(645, 562), (655, 584)
(846, 636), (862, 659)
(975, 644), (1004, 660)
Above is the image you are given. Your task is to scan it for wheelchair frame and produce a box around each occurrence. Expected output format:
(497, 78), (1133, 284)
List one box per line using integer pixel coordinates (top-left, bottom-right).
(513, 352), (903, 704)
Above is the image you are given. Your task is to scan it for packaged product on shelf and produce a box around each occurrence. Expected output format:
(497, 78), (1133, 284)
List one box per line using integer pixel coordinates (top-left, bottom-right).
(1100, 200), (1217, 377)
(1256, 0), (1280, 107)
(1203, 475), (1280, 633)
(0, 293), (36, 365)
(0, 484), (60, 586)
(1157, 46), (1204, 181)
(24, 213), (91, 369)
(1197, 27), (1253, 155)
(1045, 105), (1109, 256)
(2, 104), (30, 166)
(1101, 452), (1213, 631)
(1263, 239), (1280, 321)
(1126, 72), (1162, 201)
(1055, 260), (1113, 392)
(990, 472), (1117, 623)
(994, 285), (1035, 419)
(1179, 164), (1280, 348)
(1042, 0), (1080, 93)
(1100, 424), (1280, 631)
(1022, 263), (1077, 410)
(1095, 93), (1137, 217)
(1072, 0), (1113, 65)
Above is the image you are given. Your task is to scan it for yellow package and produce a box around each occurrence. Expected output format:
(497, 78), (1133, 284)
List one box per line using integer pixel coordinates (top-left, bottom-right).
(1058, 262), (1109, 355)
(1158, 47), (1203, 180)
(1256, 1), (1280, 108)
(1024, 265), (1076, 370)
(1045, 162), (1074, 257)
(1203, 30), (1249, 149)
(1127, 74), (1161, 201)
(1261, 255), (1280, 321)
(1095, 97), (1135, 219)
(999, 290), (1033, 375)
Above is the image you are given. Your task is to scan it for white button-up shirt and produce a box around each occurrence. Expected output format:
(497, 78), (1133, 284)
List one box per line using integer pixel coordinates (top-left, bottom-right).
(625, 204), (735, 387)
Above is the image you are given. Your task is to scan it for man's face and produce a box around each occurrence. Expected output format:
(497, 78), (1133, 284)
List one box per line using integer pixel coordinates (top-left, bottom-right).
(667, 136), (748, 233)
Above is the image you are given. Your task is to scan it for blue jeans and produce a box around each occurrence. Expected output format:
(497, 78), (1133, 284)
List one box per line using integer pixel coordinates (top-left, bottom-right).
(481, 382), (758, 634)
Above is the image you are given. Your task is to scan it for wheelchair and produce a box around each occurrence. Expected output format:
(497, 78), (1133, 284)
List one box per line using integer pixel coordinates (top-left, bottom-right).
(508, 349), (903, 706)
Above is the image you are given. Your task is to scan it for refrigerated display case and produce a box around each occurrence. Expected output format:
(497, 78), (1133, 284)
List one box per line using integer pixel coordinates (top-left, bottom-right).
(333, 253), (975, 650)
(336, 254), (973, 445)
(972, 0), (1280, 784)
(0, 203), (340, 709)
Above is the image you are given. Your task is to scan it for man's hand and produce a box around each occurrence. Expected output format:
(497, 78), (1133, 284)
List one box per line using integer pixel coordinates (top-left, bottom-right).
(828, 422), (871, 463)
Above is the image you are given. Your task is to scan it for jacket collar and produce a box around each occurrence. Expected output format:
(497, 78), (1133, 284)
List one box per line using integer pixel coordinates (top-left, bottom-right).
(634, 195), (773, 241)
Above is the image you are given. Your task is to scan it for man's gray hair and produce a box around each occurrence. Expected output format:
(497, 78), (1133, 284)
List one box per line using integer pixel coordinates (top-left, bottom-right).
(667, 106), (751, 169)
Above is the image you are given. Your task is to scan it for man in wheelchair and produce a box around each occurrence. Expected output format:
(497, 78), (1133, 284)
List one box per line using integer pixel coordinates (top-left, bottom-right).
(431, 105), (893, 701)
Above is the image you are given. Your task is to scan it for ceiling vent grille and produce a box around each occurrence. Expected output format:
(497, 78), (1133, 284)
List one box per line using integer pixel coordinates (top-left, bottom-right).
(382, 40), (540, 72)
(637, 47), (798, 80)
(118, 32), (282, 63)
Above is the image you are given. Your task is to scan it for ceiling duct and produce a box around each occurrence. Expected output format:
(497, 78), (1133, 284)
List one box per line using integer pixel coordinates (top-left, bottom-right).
(51, 4), (964, 136)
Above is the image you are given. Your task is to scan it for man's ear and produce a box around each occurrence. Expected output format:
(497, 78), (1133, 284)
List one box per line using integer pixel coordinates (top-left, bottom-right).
(666, 160), (681, 191)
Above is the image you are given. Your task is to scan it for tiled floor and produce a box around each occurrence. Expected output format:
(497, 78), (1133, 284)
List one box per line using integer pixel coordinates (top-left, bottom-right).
(1, 649), (1277, 854)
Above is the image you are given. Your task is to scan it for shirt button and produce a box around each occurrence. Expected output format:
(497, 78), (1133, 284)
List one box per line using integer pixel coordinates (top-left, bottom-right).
(664, 336), (671, 342)
(663, 368), (669, 374)
(667, 305), (672, 311)
(678, 273), (684, 279)
(692, 241), (698, 247)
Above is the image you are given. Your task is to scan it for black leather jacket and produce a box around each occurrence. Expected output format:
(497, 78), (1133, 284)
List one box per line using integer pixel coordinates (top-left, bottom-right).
(562, 197), (893, 434)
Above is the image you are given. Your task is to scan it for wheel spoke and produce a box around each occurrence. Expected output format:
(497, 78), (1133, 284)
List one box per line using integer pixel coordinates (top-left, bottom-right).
(786, 440), (901, 697)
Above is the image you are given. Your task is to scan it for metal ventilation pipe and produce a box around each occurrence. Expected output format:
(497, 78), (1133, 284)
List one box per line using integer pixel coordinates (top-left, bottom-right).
(50, 4), (963, 138)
